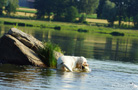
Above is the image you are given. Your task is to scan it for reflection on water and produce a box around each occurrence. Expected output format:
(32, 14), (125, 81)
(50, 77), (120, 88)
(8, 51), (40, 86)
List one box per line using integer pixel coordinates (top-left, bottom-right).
(0, 25), (138, 90)
(0, 59), (138, 90)
(0, 25), (138, 63)
(0, 64), (89, 90)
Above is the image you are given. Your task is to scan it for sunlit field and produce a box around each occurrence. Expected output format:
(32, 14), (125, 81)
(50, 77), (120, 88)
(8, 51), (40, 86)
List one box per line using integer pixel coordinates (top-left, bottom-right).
(86, 18), (134, 26)
(5, 7), (133, 26)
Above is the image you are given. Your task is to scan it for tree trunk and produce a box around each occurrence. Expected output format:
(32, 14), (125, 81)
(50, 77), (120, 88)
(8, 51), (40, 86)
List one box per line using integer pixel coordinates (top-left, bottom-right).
(48, 14), (51, 21)
(0, 8), (3, 15)
(119, 16), (122, 27)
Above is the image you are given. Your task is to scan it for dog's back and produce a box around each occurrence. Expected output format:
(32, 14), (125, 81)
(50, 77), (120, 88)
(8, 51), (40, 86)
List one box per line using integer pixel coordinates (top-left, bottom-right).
(57, 56), (76, 71)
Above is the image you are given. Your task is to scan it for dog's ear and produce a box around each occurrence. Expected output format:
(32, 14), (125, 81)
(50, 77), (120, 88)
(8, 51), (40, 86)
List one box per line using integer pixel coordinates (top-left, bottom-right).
(83, 62), (89, 66)
(76, 63), (81, 68)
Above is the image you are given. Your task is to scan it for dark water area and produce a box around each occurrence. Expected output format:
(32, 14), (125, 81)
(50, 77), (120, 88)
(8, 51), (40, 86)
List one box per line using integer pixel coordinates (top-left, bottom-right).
(0, 25), (137, 63)
(0, 25), (138, 90)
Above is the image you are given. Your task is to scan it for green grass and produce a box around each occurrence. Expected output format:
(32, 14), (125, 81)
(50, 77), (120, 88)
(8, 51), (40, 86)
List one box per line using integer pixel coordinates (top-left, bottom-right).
(19, 7), (31, 9)
(86, 14), (97, 19)
(38, 42), (63, 68)
(17, 10), (37, 14)
(0, 17), (138, 38)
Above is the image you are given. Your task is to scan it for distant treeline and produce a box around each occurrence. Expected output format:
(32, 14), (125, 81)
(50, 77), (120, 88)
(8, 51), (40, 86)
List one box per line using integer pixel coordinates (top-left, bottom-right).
(97, 0), (138, 27)
(1, 0), (138, 28)
(34, 0), (138, 28)
(34, 0), (99, 22)
(0, 0), (19, 16)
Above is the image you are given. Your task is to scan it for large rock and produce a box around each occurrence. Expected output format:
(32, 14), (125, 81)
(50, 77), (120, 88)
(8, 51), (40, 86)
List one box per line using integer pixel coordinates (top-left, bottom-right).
(0, 28), (63, 67)
(7, 28), (43, 52)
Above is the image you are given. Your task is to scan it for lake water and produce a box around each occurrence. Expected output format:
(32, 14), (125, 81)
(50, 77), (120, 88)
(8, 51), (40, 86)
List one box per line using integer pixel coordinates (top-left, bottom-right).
(0, 25), (138, 90)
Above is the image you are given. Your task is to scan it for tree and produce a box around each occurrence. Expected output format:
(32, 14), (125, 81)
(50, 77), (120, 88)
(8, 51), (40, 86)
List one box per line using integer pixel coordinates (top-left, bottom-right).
(65, 6), (78, 22)
(97, 0), (106, 18)
(34, 0), (55, 20)
(5, 0), (19, 16)
(35, 0), (70, 21)
(79, 14), (86, 23)
(128, 0), (138, 28)
(102, 0), (117, 26)
(125, 0), (133, 24)
(35, 0), (47, 19)
(133, 14), (138, 28)
(110, 0), (127, 26)
(78, 0), (99, 14)
(0, 0), (7, 15)
(53, 0), (70, 21)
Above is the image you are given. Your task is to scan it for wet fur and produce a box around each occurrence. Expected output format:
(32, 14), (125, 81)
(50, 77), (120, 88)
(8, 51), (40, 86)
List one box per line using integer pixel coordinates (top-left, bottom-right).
(57, 56), (90, 72)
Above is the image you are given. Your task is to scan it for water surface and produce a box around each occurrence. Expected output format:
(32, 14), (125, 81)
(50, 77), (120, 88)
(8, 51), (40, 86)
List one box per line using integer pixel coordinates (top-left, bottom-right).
(0, 25), (138, 90)
(0, 59), (138, 90)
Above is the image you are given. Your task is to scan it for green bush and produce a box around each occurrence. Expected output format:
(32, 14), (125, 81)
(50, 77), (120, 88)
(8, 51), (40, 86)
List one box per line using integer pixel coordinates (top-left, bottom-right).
(38, 42), (63, 68)
(79, 14), (86, 23)
(65, 6), (78, 22)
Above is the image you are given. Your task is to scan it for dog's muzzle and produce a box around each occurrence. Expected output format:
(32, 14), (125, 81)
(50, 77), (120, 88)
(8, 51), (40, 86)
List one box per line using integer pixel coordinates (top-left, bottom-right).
(82, 66), (85, 69)
(82, 65), (91, 72)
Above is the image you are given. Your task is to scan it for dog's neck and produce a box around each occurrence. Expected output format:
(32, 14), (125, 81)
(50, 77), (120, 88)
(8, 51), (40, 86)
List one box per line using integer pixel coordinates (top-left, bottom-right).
(73, 56), (82, 62)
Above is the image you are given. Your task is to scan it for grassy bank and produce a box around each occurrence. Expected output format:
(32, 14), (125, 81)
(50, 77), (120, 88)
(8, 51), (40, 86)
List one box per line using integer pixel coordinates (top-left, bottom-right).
(0, 17), (138, 37)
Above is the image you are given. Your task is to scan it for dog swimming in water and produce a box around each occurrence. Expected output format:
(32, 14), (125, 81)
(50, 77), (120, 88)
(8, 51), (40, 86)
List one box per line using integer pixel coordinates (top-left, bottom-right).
(57, 56), (91, 72)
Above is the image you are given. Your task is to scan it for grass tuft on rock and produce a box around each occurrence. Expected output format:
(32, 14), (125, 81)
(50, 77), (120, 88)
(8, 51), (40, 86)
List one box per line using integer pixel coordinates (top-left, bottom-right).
(38, 42), (63, 68)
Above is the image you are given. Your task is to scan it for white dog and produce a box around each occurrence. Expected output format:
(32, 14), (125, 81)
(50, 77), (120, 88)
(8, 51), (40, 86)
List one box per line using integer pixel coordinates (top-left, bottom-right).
(57, 56), (90, 72)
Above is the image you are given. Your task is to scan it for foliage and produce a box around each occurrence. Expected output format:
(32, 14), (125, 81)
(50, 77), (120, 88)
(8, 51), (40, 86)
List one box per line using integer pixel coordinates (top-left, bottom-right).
(53, 0), (71, 21)
(78, 0), (99, 14)
(110, 0), (127, 26)
(38, 42), (63, 68)
(65, 6), (78, 22)
(133, 14), (138, 28)
(0, 0), (7, 15)
(5, 0), (19, 16)
(86, 14), (97, 19)
(102, 0), (117, 27)
(97, 0), (106, 18)
(34, 0), (99, 21)
(34, 0), (55, 20)
(128, 0), (138, 28)
(79, 14), (86, 23)
(97, 0), (138, 28)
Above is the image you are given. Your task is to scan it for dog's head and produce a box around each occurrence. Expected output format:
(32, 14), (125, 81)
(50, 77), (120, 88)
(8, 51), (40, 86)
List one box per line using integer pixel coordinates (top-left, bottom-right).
(76, 57), (91, 72)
